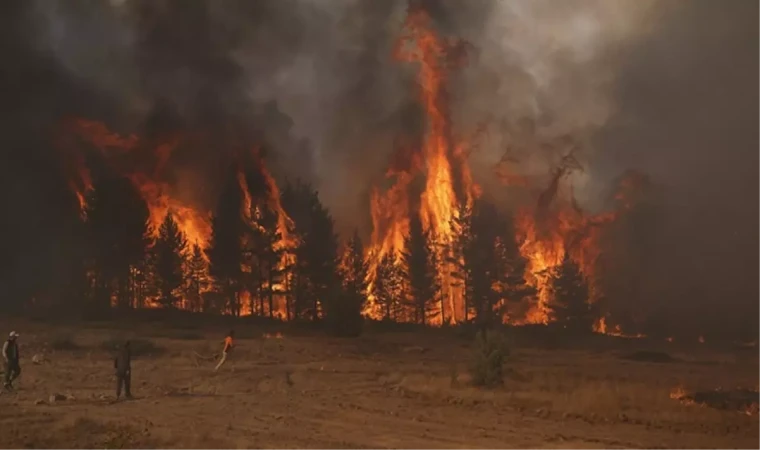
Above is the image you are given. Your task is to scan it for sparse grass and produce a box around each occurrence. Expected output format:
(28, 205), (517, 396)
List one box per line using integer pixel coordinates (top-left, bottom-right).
(99, 337), (166, 357)
(0, 318), (755, 448)
(50, 334), (81, 351)
(150, 330), (204, 341)
(469, 329), (510, 388)
(621, 350), (675, 363)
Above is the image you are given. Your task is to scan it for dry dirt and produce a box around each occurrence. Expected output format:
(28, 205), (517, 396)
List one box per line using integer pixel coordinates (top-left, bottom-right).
(0, 319), (757, 449)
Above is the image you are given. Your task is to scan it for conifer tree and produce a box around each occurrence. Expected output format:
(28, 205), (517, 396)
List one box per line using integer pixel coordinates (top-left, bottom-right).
(328, 230), (369, 335)
(281, 180), (340, 322)
(185, 242), (208, 312)
(249, 203), (286, 318)
(402, 214), (439, 325)
(372, 252), (404, 321)
(154, 211), (187, 308)
(548, 252), (593, 333)
(86, 173), (150, 310)
(449, 201), (475, 321)
(207, 167), (246, 316)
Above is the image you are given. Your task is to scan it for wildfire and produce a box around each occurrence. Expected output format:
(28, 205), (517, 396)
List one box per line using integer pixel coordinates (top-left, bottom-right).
(58, 118), (213, 248)
(53, 6), (650, 330)
(237, 149), (297, 318)
(363, 6), (646, 330)
(669, 385), (696, 406)
(57, 118), (295, 315)
(365, 7), (477, 324)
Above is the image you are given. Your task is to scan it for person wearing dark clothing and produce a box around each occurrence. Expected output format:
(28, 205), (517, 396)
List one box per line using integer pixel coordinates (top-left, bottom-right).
(113, 341), (132, 399)
(3, 331), (21, 390)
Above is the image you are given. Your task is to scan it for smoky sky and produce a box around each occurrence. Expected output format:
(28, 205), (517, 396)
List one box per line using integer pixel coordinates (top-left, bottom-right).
(0, 0), (756, 333)
(590, 0), (759, 335)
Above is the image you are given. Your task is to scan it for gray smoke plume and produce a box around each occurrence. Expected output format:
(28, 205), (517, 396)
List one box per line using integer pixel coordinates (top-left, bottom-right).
(7, 0), (757, 334)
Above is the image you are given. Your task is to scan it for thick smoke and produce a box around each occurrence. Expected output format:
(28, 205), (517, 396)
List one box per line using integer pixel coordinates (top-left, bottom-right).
(2, 0), (756, 333)
(591, 0), (759, 337)
(27, 0), (659, 219)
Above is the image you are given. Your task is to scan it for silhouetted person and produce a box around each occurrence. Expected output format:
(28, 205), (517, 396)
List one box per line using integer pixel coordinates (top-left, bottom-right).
(2, 331), (20, 390)
(114, 341), (132, 400)
(214, 330), (235, 372)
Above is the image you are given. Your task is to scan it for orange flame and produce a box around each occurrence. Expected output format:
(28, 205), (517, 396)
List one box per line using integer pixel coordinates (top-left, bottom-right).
(365, 7), (477, 324)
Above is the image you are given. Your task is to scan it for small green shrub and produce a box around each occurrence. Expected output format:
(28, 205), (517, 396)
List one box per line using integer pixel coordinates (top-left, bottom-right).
(469, 329), (510, 388)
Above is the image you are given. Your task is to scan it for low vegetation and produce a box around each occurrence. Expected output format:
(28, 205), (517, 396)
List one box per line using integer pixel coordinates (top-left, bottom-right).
(50, 334), (81, 351)
(99, 337), (165, 357)
(469, 329), (510, 388)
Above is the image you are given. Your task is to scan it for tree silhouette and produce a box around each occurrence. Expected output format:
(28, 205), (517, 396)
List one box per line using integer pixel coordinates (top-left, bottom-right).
(85, 171), (151, 311)
(468, 200), (500, 329)
(282, 180), (340, 322)
(449, 201), (475, 322)
(184, 242), (208, 312)
(548, 252), (593, 333)
(327, 230), (368, 335)
(402, 214), (439, 325)
(154, 212), (188, 308)
(493, 213), (534, 322)
(206, 167), (246, 316)
(247, 202), (285, 318)
(372, 252), (404, 321)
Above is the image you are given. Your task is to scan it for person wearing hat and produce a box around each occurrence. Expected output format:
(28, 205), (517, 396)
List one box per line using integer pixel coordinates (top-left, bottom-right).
(3, 331), (21, 390)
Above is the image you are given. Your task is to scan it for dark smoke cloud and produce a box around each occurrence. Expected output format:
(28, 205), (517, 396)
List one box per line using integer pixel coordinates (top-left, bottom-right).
(589, 0), (759, 337)
(1, 0), (756, 333)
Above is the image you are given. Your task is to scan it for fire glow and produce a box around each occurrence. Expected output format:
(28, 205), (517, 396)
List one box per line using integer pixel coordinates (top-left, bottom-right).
(55, 6), (648, 335)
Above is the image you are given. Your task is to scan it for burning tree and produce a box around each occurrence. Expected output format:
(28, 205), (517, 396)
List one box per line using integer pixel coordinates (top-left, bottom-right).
(206, 167), (246, 316)
(245, 202), (286, 318)
(153, 211), (188, 308)
(371, 252), (405, 322)
(282, 180), (341, 322)
(85, 170), (151, 311)
(402, 214), (440, 325)
(38, 4), (664, 339)
(184, 243), (208, 312)
(327, 231), (370, 337)
(547, 252), (593, 333)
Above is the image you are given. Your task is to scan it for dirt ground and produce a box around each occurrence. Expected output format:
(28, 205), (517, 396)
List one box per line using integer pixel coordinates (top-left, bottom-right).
(0, 319), (756, 449)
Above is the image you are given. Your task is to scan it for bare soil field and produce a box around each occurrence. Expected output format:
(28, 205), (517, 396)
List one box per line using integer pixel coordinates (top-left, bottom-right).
(0, 318), (757, 449)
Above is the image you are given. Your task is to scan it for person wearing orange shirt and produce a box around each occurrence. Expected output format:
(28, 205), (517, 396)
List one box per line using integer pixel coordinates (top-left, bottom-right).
(214, 330), (235, 372)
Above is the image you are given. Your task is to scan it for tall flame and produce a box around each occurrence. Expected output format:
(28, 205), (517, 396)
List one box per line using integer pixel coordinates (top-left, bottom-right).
(365, 8), (477, 324)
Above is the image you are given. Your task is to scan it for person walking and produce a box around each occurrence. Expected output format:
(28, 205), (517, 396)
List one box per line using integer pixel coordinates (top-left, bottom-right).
(2, 331), (20, 390)
(214, 330), (235, 372)
(114, 340), (132, 400)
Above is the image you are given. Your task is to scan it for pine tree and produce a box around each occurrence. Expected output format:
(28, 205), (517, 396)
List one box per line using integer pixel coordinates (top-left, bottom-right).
(467, 200), (503, 330)
(372, 252), (404, 321)
(185, 242), (208, 312)
(248, 202), (286, 318)
(402, 214), (439, 325)
(207, 167), (246, 316)
(341, 230), (369, 302)
(154, 211), (187, 308)
(86, 172), (151, 311)
(281, 180), (340, 322)
(449, 201), (475, 322)
(548, 252), (593, 333)
(493, 214), (534, 321)
(328, 230), (369, 336)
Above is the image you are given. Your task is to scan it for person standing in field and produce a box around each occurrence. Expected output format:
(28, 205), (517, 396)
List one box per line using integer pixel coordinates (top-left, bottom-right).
(214, 330), (235, 372)
(3, 331), (21, 390)
(114, 341), (132, 400)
